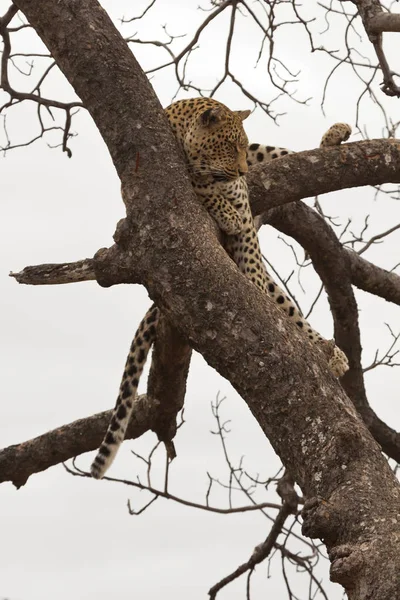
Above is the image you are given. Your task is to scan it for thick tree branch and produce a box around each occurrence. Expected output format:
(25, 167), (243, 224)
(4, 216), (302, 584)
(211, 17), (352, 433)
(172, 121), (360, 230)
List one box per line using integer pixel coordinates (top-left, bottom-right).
(346, 249), (400, 305)
(146, 312), (192, 450)
(369, 13), (400, 33)
(246, 139), (400, 217)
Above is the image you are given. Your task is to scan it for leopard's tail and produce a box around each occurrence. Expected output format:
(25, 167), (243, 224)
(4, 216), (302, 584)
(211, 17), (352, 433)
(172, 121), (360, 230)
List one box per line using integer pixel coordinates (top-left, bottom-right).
(90, 304), (159, 479)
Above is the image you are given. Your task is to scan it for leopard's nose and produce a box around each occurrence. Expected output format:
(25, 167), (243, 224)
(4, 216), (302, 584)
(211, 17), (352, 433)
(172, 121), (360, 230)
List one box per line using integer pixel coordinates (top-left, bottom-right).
(238, 166), (248, 176)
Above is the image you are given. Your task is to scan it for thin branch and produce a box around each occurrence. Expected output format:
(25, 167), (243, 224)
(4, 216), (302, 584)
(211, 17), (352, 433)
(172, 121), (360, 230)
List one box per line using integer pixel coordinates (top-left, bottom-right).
(66, 463), (281, 515)
(357, 223), (400, 255)
(208, 471), (298, 599)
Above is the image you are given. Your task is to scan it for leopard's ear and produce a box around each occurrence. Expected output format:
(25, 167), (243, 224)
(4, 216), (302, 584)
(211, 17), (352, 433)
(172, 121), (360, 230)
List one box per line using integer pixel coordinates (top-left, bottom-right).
(199, 107), (225, 127)
(234, 109), (251, 121)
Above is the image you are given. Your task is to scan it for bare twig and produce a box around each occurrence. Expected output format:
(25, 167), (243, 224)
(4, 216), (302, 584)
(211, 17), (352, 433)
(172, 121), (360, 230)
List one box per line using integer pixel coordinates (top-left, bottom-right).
(0, 5), (82, 153)
(66, 462), (280, 515)
(208, 470), (299, 599)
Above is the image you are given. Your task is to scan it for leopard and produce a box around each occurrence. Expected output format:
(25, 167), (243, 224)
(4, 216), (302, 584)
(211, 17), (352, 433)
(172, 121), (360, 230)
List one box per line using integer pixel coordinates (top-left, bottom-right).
(90, 98), (350, 479)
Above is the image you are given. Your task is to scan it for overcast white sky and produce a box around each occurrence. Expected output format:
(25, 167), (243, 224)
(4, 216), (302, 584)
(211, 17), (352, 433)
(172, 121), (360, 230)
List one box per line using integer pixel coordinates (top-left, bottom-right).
(1, 1), (399, 599)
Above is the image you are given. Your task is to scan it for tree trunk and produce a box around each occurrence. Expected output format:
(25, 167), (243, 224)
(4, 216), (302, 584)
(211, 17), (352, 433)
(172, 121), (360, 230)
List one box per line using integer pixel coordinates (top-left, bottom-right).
(12, 0), (400, 596)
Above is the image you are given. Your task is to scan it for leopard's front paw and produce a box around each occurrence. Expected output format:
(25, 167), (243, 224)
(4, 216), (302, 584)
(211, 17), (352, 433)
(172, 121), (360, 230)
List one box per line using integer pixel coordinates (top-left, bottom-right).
(221, 213), (244, 236)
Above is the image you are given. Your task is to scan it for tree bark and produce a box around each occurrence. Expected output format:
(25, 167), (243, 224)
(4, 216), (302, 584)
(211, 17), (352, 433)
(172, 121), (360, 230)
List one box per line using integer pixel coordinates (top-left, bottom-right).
(10, 0), (400, 597)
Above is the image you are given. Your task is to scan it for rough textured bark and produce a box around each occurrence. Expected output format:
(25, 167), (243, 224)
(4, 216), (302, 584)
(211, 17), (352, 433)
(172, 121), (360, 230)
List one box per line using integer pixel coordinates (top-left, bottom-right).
(369, 12), (400, 33)
(147, 313), (192, 448)
(10, 258), (96, 284)
(8, 0), (400, 597)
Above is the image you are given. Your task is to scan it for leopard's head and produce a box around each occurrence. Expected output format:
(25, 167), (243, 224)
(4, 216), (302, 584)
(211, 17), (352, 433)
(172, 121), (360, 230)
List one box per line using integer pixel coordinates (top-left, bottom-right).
(184, 102), (250, 182)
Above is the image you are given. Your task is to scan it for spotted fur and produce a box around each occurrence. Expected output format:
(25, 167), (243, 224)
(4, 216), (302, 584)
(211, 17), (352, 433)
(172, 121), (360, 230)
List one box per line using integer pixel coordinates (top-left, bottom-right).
(320, 123), (352, 147)
(90, 304), (159, 479)
(91, 98), (349, 479)
(247, 142), (292, 165)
